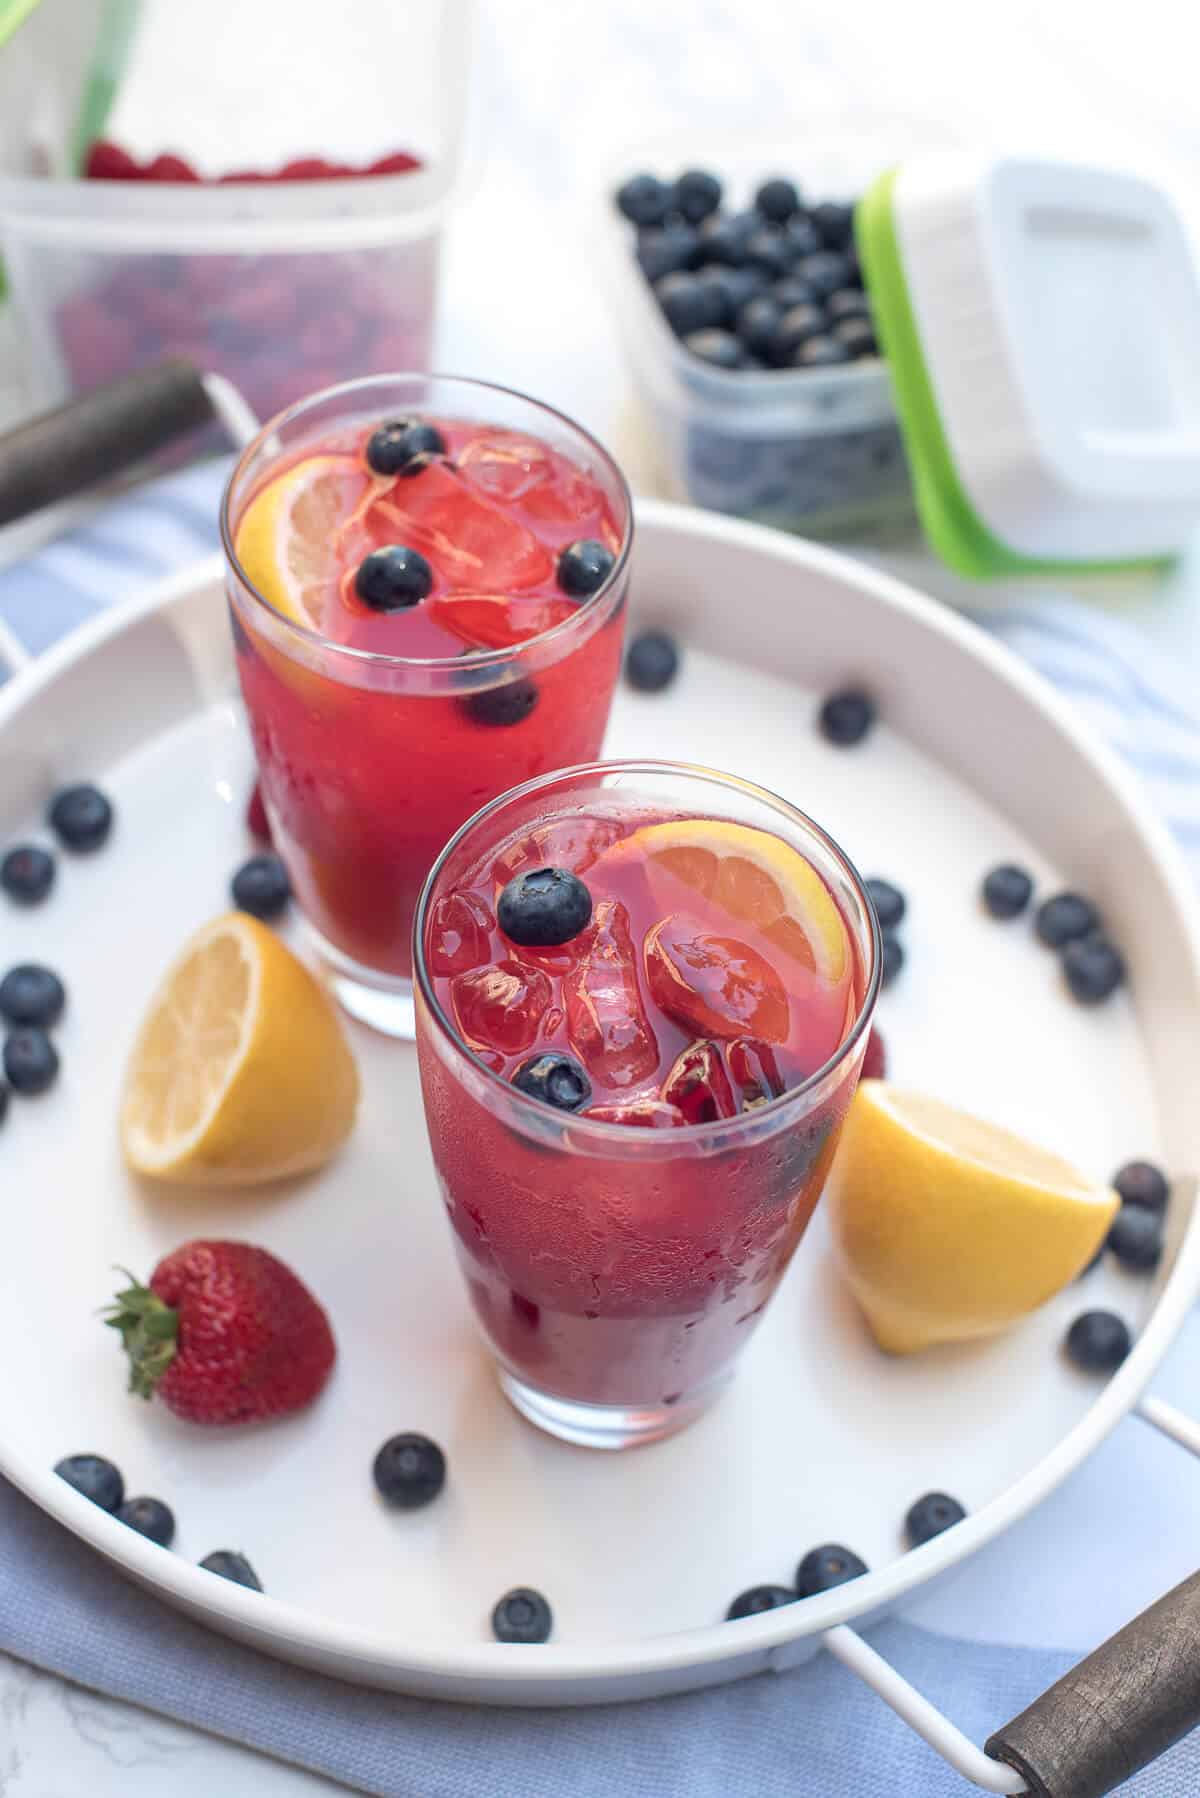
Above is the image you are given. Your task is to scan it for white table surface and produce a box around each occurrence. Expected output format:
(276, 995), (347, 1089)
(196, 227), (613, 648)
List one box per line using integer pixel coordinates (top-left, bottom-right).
(5, 0), (1200, 1789)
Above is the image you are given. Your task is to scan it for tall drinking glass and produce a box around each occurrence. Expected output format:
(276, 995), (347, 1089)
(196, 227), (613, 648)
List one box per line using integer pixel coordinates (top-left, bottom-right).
(221, 375), (632, 1036)
(414, 760), (881, 1449)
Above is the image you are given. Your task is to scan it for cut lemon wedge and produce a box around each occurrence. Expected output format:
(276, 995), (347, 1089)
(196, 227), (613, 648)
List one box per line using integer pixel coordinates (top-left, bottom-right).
(828, 1083), (1119, 1354)
(233, 454), (370, 631)
(596, 818), (849, 981)
(120, 913), (359, 1185)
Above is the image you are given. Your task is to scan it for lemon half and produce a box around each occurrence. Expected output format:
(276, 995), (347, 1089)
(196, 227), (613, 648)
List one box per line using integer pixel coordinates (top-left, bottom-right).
(121, 913), (359, 1185)
(828, 1082), (1118, 1354)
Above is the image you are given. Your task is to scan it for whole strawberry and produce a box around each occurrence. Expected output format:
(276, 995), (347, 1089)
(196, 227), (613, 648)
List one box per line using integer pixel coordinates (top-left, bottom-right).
(105, 1241), (336, 1425)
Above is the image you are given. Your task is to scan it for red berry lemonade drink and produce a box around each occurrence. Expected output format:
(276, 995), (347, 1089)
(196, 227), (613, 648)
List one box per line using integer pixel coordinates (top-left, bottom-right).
(415, 761), (880, 1448)
(221, 376), (631, 1035)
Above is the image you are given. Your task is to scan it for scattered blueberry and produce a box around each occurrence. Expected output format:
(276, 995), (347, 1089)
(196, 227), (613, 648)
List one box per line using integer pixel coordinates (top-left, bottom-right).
(880, 934), (904, 987)
(655, 270), (724, 337)
(626, 629), (680, 693)
(737, 295), (782, 359)
(818, 687), (875, 746)
(4, 1027), (59, 1095)
(1065, 1309), (1131, 1372)
(697, 210), (759, 267)
(1, 844), (55, 905)
(116, 1496), (176, 1547)
(48, 783), (113, 852)
(1113, 1160), (1169, 1213)
(673, 168), (722, 224)
(795, 1544), (868, 1596)
(766, 302), (826, 366)
(811, 200), (855, 250)
(231, 853), (291, 920)
(1107, 1204), (1163, 1272)
(354, 544), (433, 611)
(372, 1433), (447, 1509)
(616, 172), (672, 227)
(498, 867), (593, 947)
(795, 250), (852, 299)
(826, 288), (871, 321)
(865, 879), (905, 932)
(770, 274), (819, 312)
(743, 227), (791, 279)
(513, 1052), (592, 1113)
(462, 679), (539, 728)
(792, 334), (852, 369)
(831, 318), (878, 359)
(1062, 935), (1126, 1005)
(754, 177), (802, 223)
(727, 1584), (797, 1620)
(683, 328), (751, 370)
(200, 1549), (262, 1591)
(365, 417), (447, 477)
(492, 1587), (553, 1643)
(905, 1492), (966, 1547)
(1034, 892), (1098, 948)
(636, 223), (701, 283)
(55, 1453), (123, 1511)
(782, 214), (822, 260)
(982, 864), (1033, 920)
(557, 539), (615, 599)
(0, 964), (65, 1028)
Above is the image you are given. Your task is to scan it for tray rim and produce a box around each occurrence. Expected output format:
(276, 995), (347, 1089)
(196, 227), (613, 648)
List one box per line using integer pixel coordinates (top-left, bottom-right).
(2, 502), (1199, 1697)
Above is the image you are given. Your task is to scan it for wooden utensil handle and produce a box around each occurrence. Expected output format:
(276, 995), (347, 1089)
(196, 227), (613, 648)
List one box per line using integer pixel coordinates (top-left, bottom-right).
(986, 1568), (1200, 1796)
(0, 360), (214, 527)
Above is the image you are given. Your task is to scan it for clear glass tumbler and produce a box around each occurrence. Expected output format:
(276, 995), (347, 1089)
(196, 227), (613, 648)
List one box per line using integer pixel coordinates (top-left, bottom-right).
(220, 374), (632, 1037)
(414, 760), (880, 1449)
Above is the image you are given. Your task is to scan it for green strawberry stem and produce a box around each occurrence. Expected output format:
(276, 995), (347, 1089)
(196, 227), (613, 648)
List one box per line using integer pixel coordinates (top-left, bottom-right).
(104, 1270), (178, 1400)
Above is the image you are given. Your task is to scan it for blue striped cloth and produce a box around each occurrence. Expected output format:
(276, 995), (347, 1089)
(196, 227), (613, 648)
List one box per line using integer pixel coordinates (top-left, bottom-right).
(2, 466), (1199, 1796)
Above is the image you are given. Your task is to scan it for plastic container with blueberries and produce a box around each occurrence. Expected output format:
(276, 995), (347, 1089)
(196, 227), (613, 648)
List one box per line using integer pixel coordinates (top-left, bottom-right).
(0, 0), (471, 429)
(599, 129), (932, 538)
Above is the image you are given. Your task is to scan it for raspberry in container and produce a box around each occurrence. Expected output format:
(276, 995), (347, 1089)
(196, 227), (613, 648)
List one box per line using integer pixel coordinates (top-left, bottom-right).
(0, 0), (470, 430)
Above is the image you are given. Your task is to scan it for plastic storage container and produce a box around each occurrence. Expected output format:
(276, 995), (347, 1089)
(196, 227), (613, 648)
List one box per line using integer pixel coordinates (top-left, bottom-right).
(599, 127), (945, 537)
(0, 0), (470, 426)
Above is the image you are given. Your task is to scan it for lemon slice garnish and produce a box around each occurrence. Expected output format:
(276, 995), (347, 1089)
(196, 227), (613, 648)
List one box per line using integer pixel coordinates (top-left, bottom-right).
(233, 453), (369, 631)
(598, 817), (849, 981)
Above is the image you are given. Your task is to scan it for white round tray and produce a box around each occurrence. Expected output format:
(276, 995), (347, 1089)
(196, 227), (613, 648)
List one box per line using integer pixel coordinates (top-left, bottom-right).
(1, 500), (1198, 1717)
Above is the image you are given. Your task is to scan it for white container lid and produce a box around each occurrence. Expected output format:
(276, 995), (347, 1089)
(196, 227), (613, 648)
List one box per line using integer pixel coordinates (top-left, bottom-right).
(858, 151), (1200, 575)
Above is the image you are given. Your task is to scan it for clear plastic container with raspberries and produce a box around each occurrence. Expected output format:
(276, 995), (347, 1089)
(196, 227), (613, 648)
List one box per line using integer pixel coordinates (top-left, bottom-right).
(601, 130), (937, 537)
(0, 0), (470, 430)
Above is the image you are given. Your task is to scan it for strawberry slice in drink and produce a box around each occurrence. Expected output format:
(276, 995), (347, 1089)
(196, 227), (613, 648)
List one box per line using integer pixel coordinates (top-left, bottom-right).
(661, 1039), (738, 1124)
(644, 915), (790, 1043)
